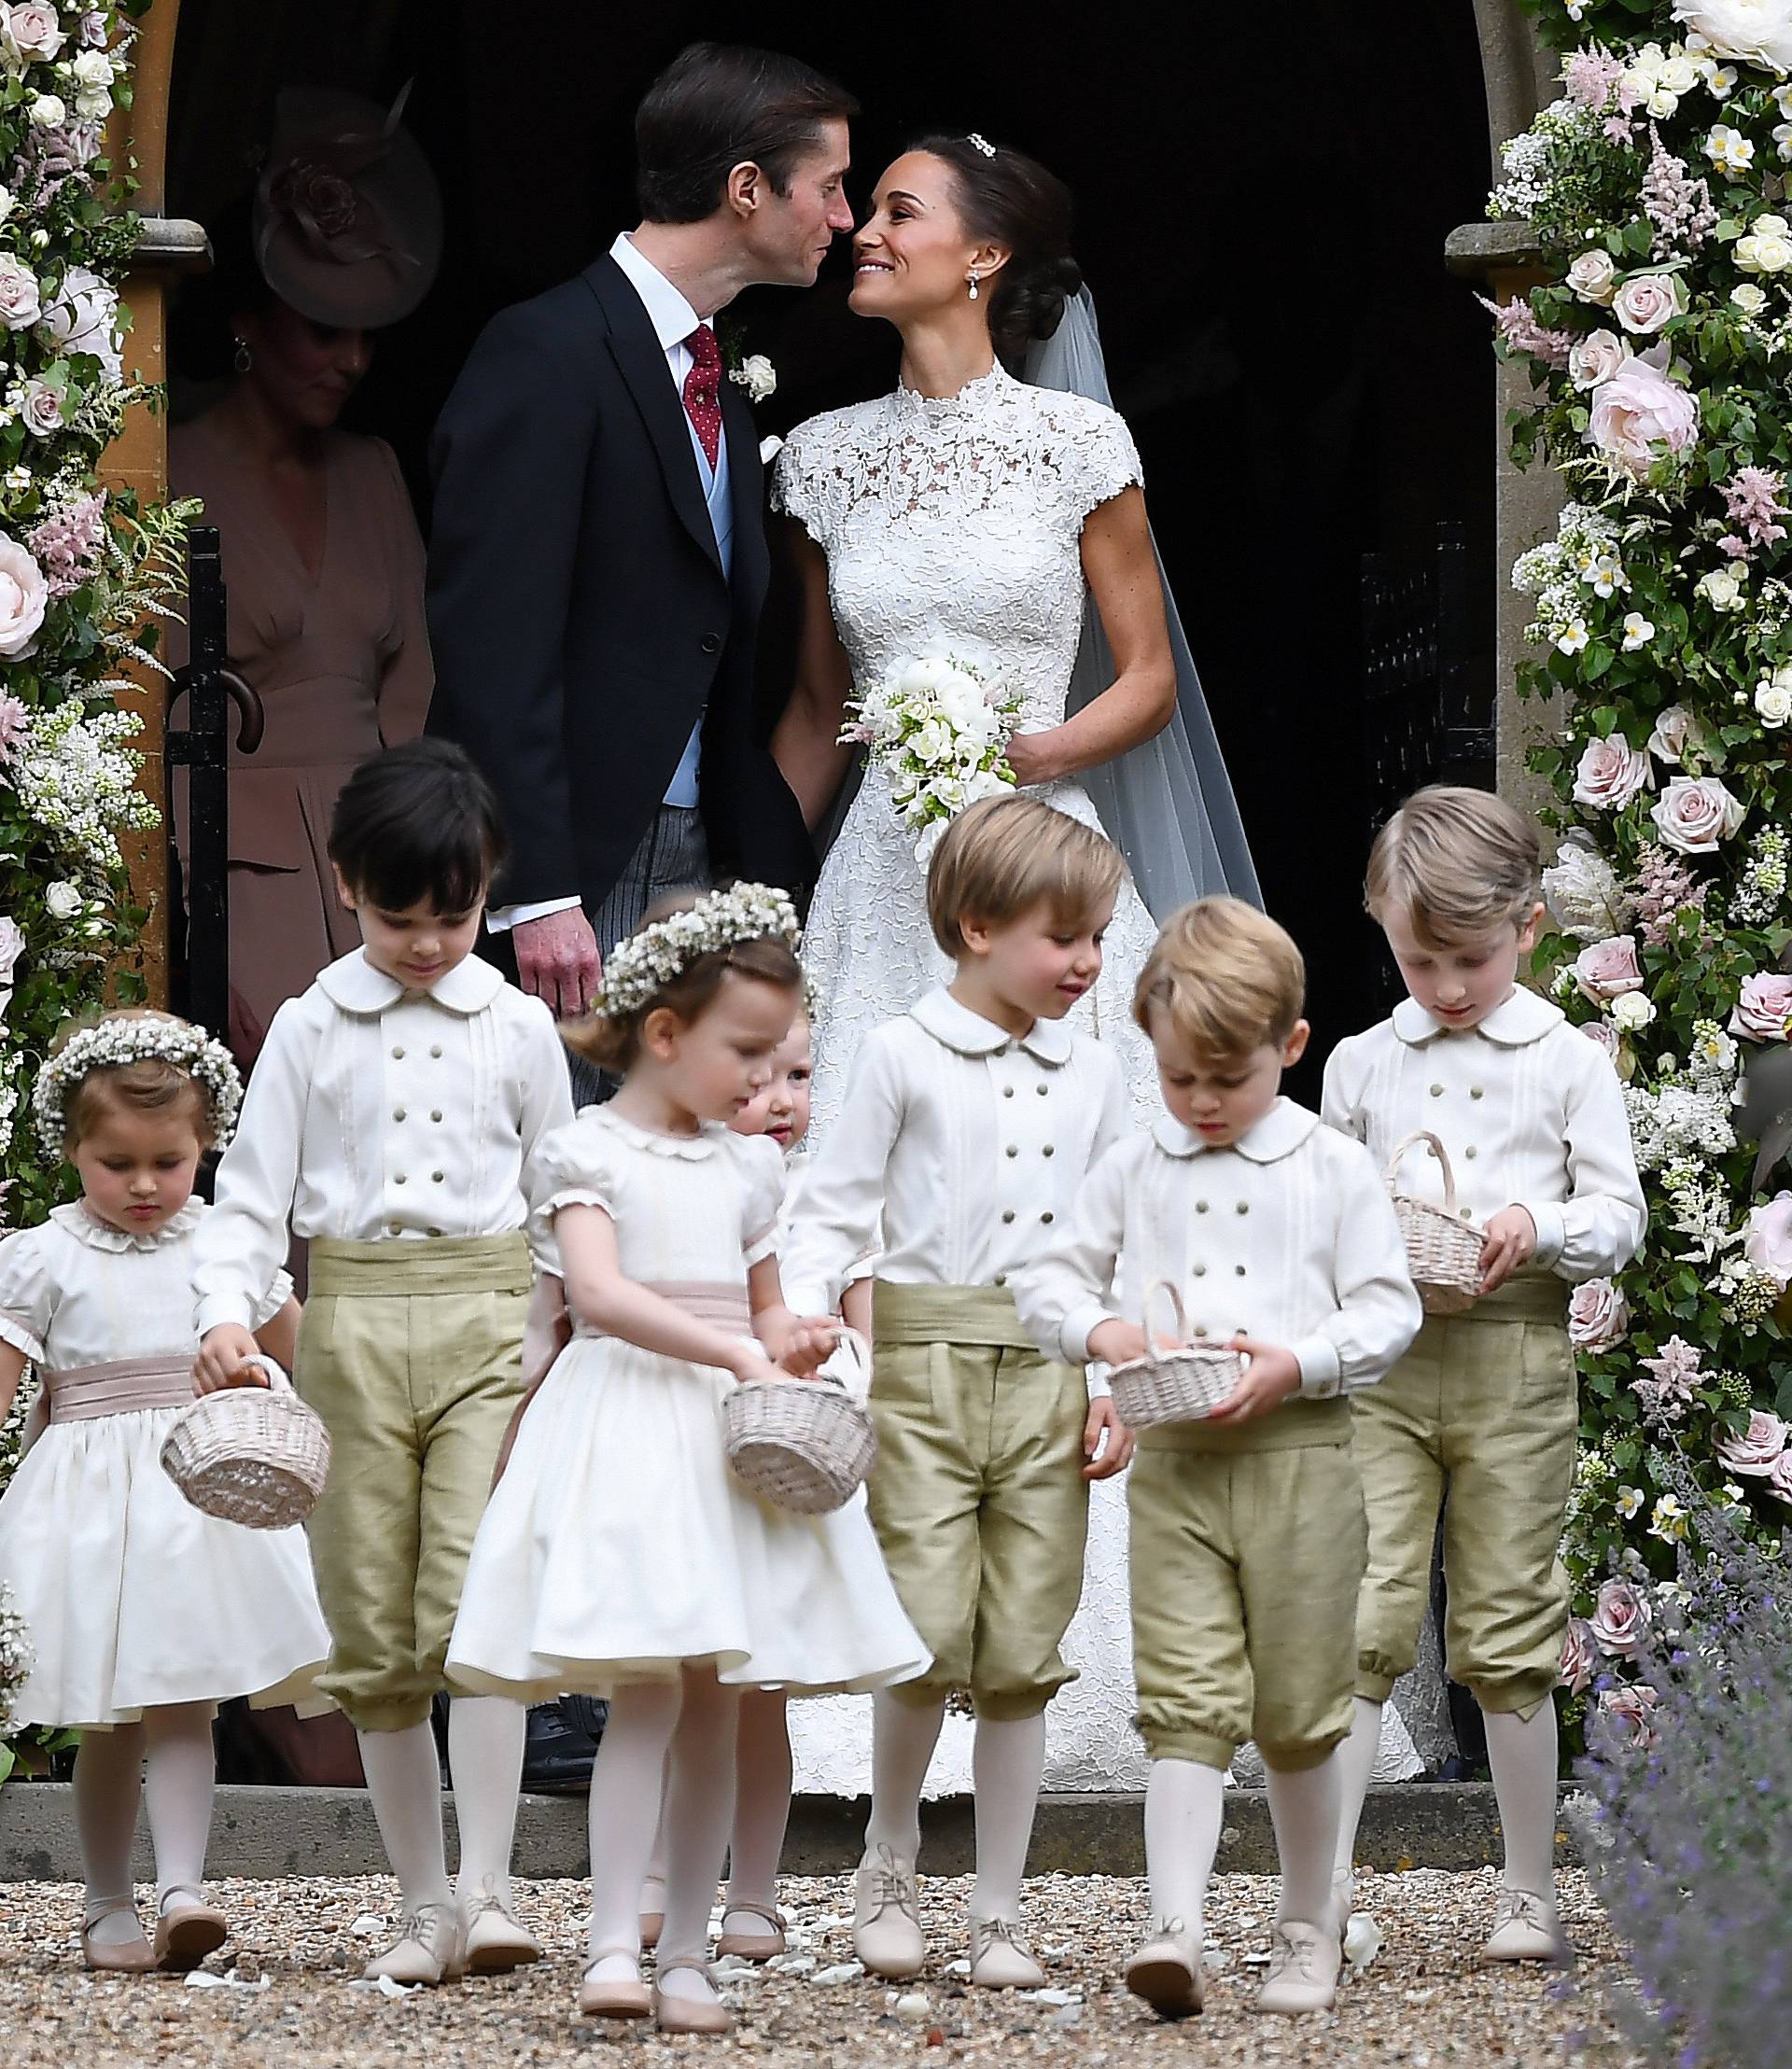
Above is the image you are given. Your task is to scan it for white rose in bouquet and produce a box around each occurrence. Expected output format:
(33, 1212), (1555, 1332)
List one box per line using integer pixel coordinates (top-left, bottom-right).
(43, 878), (82, 920)
(1673, 0), (1792, 71)
(908, 718), (954, 766)
(1737, 212), (1792, 274)
(900, 656), (954, 697)
(1611, 990), (1658, 1032)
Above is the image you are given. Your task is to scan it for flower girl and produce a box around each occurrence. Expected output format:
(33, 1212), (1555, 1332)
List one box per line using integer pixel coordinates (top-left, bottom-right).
(0, 1013), (328, 1972)
(447, 888), (926, 2034)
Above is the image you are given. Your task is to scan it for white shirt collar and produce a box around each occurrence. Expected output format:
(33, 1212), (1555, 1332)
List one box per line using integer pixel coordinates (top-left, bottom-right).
(910, 987), (1073, 1066)
(1391, 986), (1562, 1049)
(1151, 1096), (1319, 1165)
(315, 948), (506, 1018)
(609, 232), (703, 355)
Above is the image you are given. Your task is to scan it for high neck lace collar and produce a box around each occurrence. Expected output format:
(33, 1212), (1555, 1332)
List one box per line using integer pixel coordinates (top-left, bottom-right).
(889, 359), (1011, 428)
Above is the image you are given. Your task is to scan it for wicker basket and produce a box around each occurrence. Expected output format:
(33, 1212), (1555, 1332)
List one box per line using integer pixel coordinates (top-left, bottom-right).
(160, 1362), (331, 1530)
(723, 1332), (877, 1515)
(1106, 1280), (1246, 1431)
(1384, 1129), (1484, 1316)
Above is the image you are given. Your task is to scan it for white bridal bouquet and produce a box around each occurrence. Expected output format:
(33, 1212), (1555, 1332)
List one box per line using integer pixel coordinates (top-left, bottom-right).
(841, 653), (1025, 867)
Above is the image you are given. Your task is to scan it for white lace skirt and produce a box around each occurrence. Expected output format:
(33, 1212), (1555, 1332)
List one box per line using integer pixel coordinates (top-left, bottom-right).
(0, 1407), (331, 1729)
(804, 774), (1163, 1152)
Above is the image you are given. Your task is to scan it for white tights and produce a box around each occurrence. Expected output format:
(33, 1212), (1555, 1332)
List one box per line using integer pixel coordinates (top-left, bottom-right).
(645, 1688), (792, 1929)
(590, 1671), (739, 2005)
(862, 1694), (1046, 1923)
(1335, 1695), (1560, 1899)
(74, 1701), (216, 1948)
(1144, 1755), (1338, 1936)
(446, 1696), (526, 1908)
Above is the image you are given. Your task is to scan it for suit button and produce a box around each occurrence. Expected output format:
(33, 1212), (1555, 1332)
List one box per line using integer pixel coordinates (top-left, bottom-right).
(700, 632), (721, 655)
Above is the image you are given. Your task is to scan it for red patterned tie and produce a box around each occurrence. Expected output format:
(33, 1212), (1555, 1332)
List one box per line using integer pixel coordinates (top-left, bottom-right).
(682, 322), (722, 469)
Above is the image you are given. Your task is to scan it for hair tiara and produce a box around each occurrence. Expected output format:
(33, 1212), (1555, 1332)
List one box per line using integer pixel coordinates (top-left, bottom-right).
(967, 133), (996, 158)
(33, 1014), (244, 1158)
(595, 882), (802, 1021)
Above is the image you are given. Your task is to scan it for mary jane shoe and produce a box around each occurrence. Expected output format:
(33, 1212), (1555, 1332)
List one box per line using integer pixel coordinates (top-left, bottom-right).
(578, 1947), (651, 2020)
(652, 1952), (735, 2036)
(152, 1885), (229, 1972)
(716, 1898), (787, 1962)
(79, 1898), (155, 1974)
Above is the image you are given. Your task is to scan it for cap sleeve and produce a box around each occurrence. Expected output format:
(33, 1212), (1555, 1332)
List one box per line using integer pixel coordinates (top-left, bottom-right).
(770, 419), (831, 550)
(0, 1227), (53, 1363)
(736, 1135), (787, 1268)
(533, 1113), (628, 1229)
(1054, 397), (1143, 525)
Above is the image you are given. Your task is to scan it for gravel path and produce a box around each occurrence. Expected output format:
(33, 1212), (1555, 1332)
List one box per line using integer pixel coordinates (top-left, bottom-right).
(0, 1867), (1642, 2066)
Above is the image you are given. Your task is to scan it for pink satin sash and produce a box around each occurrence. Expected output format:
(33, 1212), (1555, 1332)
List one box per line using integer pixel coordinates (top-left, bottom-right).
(45, 1355), (195, 1423)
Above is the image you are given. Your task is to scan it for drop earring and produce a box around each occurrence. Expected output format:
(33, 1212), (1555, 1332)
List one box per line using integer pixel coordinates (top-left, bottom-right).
(232, 336), (253, 374)
(967, 272), (980, 301)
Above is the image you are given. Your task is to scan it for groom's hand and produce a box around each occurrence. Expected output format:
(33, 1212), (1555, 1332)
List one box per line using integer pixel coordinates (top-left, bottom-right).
(515, 908), (601, 1020)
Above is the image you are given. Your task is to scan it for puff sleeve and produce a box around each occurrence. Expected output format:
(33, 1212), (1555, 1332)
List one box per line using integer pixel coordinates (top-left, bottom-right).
(529, 1114), (628, 1241)
(737, 1135), (788, 1269)
(0, 1227), (52, 1363)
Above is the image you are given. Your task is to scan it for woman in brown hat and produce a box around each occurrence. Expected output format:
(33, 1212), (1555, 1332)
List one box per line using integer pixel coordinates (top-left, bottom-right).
(172, 87), (443, 1068)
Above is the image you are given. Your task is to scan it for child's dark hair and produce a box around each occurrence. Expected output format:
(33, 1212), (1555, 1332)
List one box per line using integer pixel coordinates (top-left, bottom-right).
(328, 738), (507, 915)
(563, 888), (803, 1075)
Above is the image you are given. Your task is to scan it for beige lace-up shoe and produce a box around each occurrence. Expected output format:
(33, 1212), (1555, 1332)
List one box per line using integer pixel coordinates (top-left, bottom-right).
(1125, 1914), (1205, 2018)
(968, 1915), (1046, 1990)
(1482, 1886), (1567, 1962)
(1256, 1919), (1341, 2014)
(852, 1843), (924, 1978)
(462, 1878), (541, 1973)
(363, 1899), (467, 1986)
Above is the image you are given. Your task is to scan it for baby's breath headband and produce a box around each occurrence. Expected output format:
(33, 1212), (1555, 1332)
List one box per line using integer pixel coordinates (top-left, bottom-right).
(595, 882), (803, 1021)
(967, 133), (996, 158)
(33, 1016), (244, 1157)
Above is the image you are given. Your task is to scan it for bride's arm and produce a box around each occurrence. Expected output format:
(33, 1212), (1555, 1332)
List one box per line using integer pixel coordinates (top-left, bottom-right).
(771, 522), (856, 830)
(1004, 485), (1177, 790)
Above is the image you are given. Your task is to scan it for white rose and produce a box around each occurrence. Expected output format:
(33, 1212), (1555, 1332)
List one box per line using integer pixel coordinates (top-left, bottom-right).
(963, 768), (1015, 804)
(1673, 0), (1792, 71)
(1613, 273), (1688, 336)
(72, 84), (109, 120)
(731, 353), (776, 404)
(67, 47), (108, 87)
(1568, 329), (1631, 390)
(1567, 249), (1619, 306)
(0, 534), (47, 658)
(1733, 281), (1770, 315)
(4, 4), (65, 63)
(1757, 679), (1792, 728)
(1612, 990), (1658, 1031)
(1651, 772), (1746, 852)
(899, 656), (954, 697)
(1697, 565), (1747, 611)
(18, 376), (61, 436)
(43, 878), (81, 919)
(26, 91), (63, 127)
(39, 262), (119, 380)
(1660, 50), (1702, 92)
(1737, 212), (1792, 274)
(0, 254), (41, 331)
(1647, 704), (1695, 766)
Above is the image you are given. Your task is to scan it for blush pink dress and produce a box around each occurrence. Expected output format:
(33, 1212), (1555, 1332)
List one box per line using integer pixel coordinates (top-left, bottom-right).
(170, 418), (433, 1065)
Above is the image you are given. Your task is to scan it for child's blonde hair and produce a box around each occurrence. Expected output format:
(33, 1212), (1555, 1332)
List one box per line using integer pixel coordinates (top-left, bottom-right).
(1133, 898), (1306, 1061)
(1365, 786), (1541, 950)
(926, 795), (1124, 958)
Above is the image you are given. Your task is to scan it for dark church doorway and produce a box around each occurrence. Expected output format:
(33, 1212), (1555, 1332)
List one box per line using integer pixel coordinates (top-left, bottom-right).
(164, 0), (1494, 1070)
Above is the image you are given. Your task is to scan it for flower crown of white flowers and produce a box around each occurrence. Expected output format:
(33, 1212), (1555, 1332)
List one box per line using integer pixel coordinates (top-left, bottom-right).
(967, 133), (996, 158)
(33, 1014), (244, 1158)
(595, 882), (803, 1021)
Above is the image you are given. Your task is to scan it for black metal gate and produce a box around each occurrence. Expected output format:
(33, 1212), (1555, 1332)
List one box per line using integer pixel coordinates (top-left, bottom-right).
(166, 525), (262, 1042)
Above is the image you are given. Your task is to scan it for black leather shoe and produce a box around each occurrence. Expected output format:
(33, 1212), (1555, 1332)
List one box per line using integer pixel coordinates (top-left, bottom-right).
(520, 1698), (607, 1795)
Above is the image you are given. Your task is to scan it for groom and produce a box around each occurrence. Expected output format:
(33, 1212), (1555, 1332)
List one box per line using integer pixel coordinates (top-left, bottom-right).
(427, 42), (855, 1044)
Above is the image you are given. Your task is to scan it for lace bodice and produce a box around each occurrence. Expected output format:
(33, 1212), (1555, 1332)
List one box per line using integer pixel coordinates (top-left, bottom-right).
(773, 362), (1141, 734)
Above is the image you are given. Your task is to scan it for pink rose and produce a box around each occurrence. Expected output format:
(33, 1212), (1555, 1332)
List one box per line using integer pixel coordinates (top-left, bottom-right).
(1572, 734), (1653, 812)
(0, 536), (47, 659)
(1769, 1449), (1792, 1503)
(1651, 774), (1744, 854)
(1646, 704), (1695, 767)
(1589, 1577), (1653, 1658)
(1580, 1018), (1623, 1066)
(0, 256), (41, 332)
(4, 3), (65, 62)
(1569, 328), (1631, 391)
(1715, 1407), (1787, 1475)
(1588, 344), (1700, 477)
(1567, 249), (1619, 305)
(1729, 972), (1792, 1041)
(1560, 1617), (1600, 1696)
(1743, 1191), (1792, 1284)
(1573, 934), (1645, 1003)
(1598, 1683), (1659, 1749)
(1568, 1278), (1630, 1349)
(1613, 273), (1688, 337)
(19, 377), (61, 438)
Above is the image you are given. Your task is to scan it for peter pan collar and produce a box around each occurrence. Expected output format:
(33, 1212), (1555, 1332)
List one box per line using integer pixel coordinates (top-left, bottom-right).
(51, 1196), (204, 1253)
(594, 1107), (724, 1161)
(1151, 1097), (1319, 1164)
(1392, 986), (1561, 1048)
(910, 987), (1073, 1066)
(315, 948), (506, 1017)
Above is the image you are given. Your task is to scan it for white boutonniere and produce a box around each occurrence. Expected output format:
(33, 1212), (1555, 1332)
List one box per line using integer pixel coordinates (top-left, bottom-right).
(729, 353), (777, 404)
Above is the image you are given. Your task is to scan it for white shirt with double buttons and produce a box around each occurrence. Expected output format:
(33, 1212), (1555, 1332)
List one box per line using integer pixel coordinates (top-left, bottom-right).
(1015, 1098), (1421, 1398)
(192, 949), (574, 1335)
(1320, 988), (1645, 1282)
(780, 987), (1130, 1324)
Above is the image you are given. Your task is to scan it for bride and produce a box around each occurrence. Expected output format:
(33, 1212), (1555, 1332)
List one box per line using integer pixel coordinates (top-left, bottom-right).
(772, 133), (1258, 1144)
(770, 133), (1263, 1797)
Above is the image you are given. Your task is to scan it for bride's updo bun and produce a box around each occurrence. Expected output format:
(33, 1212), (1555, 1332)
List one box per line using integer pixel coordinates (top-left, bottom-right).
(914, 134), (1082, 368)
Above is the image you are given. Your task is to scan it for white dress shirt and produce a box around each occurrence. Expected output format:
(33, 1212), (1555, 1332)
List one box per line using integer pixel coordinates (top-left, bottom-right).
(1015, 1098), (1421, 1399)
(488, 232), (725, 934)
(1320, 988), (1645, 1282)
(780, 988), (1130, 1321)
(192, 950), (575, 1334)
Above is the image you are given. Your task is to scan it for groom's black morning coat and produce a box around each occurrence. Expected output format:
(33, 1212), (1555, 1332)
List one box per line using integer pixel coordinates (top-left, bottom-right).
(426, 252), (815, 914)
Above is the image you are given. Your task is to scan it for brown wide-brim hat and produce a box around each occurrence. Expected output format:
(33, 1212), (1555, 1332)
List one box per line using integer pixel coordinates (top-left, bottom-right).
(252, 85), (442, 330)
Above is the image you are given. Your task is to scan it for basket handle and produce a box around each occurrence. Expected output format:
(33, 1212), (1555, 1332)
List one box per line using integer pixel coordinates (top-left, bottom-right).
(818, 1326), (872, 1403)
(1141, 1279), (1190, 1360)
(1383, 1129), (1458, 1212)
(238, 1355), (295, 1396)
